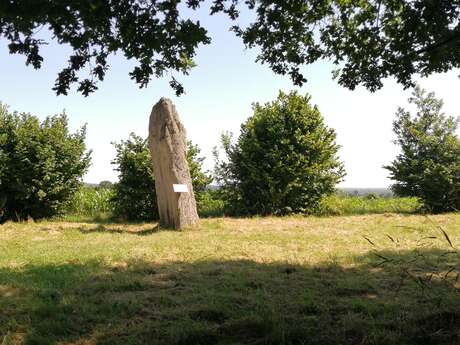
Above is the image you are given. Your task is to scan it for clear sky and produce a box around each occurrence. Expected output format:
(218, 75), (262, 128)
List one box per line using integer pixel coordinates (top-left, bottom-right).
(1, 6), (459, 188)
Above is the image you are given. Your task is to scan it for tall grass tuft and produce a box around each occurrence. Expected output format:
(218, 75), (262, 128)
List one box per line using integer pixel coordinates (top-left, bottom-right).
(65, 187), (114, 220)
(318, 194), (420, 216)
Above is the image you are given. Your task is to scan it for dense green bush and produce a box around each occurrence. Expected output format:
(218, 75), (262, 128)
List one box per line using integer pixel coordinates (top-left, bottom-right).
(384, 86), (460, 213)
(111, 133), (211, 221)
(0, 103), (91, 221)
(196, 189), (225, 218)
(214, 91), (345, 215)
(110, 134), (158, 221)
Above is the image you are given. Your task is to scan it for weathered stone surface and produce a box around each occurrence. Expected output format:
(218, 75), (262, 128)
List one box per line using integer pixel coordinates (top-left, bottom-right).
(148, 98), (199, 229)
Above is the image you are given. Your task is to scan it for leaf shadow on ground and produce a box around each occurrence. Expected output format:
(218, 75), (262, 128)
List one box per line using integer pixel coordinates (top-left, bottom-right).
(77, 224), (161, 236)
(0, 249), (459, 345)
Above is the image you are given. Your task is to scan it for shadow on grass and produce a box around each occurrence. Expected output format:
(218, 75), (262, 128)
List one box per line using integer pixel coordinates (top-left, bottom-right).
(77, 224), (161, 236)
(0, 249), (459, 345)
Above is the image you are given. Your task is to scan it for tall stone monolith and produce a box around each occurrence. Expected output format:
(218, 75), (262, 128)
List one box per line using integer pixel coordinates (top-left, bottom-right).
(148, 98), (199, 229)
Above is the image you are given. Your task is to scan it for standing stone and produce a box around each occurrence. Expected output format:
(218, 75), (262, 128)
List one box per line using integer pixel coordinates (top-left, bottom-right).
(148, 98), (199, 229)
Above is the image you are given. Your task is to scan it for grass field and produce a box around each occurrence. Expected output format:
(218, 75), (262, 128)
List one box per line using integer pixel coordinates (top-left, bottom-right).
(318, 195), (419, 216)
(1, 214), (459, 345)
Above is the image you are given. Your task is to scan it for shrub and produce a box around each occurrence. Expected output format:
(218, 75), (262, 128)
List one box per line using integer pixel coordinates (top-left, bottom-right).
(196, 189), (225, 218)
(111, 134), (158, 221)
(0, 103), (91, 221)
(214, 91), (345, 215)
(384, 86), (460, 213)
(110, 133), (211, 221)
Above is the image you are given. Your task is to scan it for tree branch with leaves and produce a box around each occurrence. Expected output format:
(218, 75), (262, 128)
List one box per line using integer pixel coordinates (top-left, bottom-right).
(1, 0), (459, 96)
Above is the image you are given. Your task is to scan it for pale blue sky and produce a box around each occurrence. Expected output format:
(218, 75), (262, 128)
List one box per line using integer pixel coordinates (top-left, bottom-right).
(1, 6), (459, 188)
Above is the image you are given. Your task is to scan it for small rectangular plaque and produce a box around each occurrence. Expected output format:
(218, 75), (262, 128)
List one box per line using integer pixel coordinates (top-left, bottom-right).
(173, 184), (189, 193)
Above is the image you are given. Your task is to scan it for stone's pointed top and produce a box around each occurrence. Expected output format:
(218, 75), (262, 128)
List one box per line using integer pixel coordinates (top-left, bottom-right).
(152, 98), (176, 116)
(156, 97), (173, 106)
(149, 97), (186, 139)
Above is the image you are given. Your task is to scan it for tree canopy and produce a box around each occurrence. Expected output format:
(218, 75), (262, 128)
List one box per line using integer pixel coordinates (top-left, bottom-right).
(384, 86), (460, 213)
(1, 1), (459, 96)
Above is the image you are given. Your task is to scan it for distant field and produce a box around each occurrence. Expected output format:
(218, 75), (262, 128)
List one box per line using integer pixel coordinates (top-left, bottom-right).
(1, 214), (459, 345)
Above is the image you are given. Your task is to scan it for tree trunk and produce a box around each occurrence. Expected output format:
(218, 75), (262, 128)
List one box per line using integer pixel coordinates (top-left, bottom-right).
(148, 98), (199, 229)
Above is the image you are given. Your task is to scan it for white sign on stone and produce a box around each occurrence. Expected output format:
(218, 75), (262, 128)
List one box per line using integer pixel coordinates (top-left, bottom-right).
(173, 184), (189, 193)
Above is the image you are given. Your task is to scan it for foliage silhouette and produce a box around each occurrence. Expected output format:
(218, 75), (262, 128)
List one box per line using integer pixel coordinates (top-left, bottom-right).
(2, 1), (460, 95)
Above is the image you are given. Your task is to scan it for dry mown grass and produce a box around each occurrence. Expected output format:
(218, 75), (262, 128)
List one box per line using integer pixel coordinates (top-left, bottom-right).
(1, 214), (459, 345)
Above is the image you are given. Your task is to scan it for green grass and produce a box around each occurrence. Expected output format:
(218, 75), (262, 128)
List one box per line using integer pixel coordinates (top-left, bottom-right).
(319, 194), (420, 216)
(1, 214), (459, 345)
